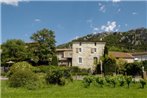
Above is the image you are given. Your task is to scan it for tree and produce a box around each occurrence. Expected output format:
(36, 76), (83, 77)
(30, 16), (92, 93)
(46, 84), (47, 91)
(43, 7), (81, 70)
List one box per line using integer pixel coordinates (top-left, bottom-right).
(30, 28), (56, 65)
(116, 58), (127, 74)
(103, 55), (116, 75)
(103, 45), (108, 58)
(1, 39), (28, 66)
(51, 55), (58, 66)
(124, 62), (142, 76)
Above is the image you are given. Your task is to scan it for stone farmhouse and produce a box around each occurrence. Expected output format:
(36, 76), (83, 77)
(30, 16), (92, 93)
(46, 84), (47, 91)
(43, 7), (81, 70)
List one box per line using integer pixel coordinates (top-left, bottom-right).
(56, 41), (106, 69)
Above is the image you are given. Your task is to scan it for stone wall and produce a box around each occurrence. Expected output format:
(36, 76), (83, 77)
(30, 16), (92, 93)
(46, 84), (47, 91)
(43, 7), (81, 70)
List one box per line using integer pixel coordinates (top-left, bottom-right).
(72, 42), (105, 69)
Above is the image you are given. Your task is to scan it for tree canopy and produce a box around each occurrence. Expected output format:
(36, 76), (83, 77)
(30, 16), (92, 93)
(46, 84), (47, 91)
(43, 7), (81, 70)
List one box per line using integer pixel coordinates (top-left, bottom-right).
(1, 39), (28, 66)
(30, 28), (56, 65)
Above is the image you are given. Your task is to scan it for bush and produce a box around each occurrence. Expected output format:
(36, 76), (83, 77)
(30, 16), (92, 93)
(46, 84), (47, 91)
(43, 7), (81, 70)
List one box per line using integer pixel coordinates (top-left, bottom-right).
(9, 69), (41, 90)
(125, 76), (132, 88)
(105, 75), (111, 85)
(69, 66), (90, 75)
(117, 75), (125, 87)
(83, 76), (93, 88)
(35, 65), (50, 73)
(95, 77), (104, 87)
(110, 77), (117, 88)
(124, 62), (142, 76)
(51, 55), (58, 66)
(140, 79), (146, 88)
(8, 61), (33, 77)
(46, 67), (72, 86)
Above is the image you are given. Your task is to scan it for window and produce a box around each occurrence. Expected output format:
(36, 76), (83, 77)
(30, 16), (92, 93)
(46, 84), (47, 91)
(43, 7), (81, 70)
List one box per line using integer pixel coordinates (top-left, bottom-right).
(91, 48), (96, 53)
(94, 42), (97, 46)
(76, 48), (82, 53)
(79, 42), (82, 46)
(61, 53), (64, 58)
(93, 57), (98, 65)
(79, 57), (82, 64)
(79, 48), (82, 52)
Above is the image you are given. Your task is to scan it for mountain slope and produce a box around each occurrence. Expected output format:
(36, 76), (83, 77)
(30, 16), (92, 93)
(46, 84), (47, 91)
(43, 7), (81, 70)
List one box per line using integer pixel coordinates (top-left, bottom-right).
(57, 28), (147, 52)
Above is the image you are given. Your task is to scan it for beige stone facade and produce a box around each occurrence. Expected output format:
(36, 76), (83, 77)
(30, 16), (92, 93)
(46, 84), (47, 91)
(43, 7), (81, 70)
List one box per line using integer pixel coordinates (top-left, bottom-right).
(56, 42), (106, 69)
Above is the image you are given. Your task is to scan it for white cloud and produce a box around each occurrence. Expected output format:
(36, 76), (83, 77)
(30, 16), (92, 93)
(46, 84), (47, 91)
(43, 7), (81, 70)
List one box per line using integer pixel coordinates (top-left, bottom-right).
(0, 0), (29, 6)
(93, 27), (99, 31)
(101, 21), (118, 32)
(34, 18), (41, 22)
(98, 3), (106, 13)
(132, 12), (137, 15)
(99, 5), (106, 13)
(112, 0), (121, 3)
(125, 24), (128, 27)
(74, 36), (79, 40)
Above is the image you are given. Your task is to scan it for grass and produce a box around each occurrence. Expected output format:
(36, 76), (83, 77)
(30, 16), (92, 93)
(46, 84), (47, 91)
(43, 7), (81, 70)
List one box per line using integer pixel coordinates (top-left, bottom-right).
(1, 80), (147, 98)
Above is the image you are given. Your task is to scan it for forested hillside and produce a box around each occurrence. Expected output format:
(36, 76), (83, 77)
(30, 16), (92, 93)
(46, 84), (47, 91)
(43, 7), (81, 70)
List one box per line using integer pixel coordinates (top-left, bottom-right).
(57, 28), (147, 52)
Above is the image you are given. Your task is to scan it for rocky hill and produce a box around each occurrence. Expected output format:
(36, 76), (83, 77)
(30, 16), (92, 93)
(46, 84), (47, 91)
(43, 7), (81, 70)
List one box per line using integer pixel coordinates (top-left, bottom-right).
(57, 28), (147, 52)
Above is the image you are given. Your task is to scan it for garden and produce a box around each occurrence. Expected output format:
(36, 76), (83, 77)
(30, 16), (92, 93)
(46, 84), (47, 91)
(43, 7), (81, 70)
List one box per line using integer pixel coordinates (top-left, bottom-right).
(1, 61), (147, 98)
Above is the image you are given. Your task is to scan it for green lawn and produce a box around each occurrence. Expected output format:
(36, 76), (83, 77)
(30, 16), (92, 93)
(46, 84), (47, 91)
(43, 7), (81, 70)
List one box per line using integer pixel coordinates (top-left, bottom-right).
(1, 80), (147, 98)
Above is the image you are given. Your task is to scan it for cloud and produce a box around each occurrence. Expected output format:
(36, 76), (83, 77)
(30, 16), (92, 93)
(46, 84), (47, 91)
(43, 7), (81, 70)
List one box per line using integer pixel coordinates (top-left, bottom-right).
(0, 0), (29, 6)
(34, 18), (41, 22)
(98, 3), (106, 13)
(125, 24), (128, 27)
(112, 0), (121, 3)
(132, 12), (137, 15)
(74, 36), (79, 40)
(93, 27), (99, 31)
(117, 8), (121, 12)
(101, 21), (118, 32)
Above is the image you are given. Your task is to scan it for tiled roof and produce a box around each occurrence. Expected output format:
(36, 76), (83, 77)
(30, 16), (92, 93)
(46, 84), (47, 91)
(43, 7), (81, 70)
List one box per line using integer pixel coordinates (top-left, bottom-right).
(109, 52), (134, 59)
(131, 52), (147, 56)
(56, 48), (72, 51)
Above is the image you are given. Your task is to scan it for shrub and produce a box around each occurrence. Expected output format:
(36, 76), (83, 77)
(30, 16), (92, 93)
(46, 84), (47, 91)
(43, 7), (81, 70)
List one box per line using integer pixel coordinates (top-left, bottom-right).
(140, 79), (146, 88)
(8, 61), (33, 77)
(125, 76), (132, 88)
(83, 76), (93, 88)
(69, 66), (90, 75)
(51, 55), (58, 66)
(35, 65), (50, 73)
(9, 69), (40, 90)
(117, 75), (125, 87)
(105, 75), (111, 85)
(110, 77), (117, 88)
(46, 67), (72, 86)
(95, 77), (104, 87)
(124, 62), (142, 76)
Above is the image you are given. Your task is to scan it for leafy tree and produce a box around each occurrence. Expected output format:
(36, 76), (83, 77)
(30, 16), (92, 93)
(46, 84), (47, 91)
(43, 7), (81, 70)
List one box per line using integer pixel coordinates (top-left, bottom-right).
(103, 45), (108, 57)
(51, 55), (58, 66)
(116, 58), (127, 74)
(124, 62), (142, 76)
(103, 55), (116, 75)
(30, 28), (56, 65)
(1, 39), (28, 66)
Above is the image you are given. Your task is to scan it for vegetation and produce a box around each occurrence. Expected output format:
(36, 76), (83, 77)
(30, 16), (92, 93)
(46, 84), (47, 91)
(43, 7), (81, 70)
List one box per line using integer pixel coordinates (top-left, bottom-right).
(7, 61), (33, 77)
(30, 28), (56, 65)
(102, 55), (116, 75)
(2, 80), (147, 98)
(57, 28), (147, 52)
(9, 69), (41, 90)
(45, 66), (72, 86)
(140, 79), (146, 88)
(1, 39), (28, 66)
(124, 62), (142, 76)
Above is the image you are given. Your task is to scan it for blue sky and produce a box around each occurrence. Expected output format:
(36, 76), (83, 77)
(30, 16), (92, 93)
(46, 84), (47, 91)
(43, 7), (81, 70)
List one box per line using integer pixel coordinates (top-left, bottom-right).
(1, 0), (147, 45)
